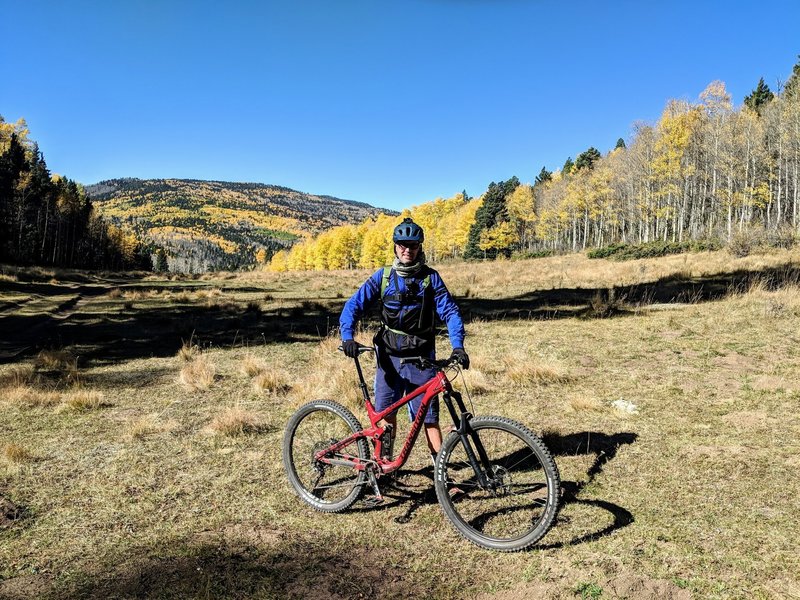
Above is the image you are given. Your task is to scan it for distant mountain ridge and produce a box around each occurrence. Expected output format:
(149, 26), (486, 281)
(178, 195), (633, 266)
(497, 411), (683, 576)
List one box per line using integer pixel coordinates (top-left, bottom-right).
(86, 178), (394, 272)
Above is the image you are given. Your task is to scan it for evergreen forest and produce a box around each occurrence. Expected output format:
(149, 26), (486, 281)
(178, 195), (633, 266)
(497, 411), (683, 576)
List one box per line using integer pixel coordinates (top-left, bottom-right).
(0, 119), (150, 271)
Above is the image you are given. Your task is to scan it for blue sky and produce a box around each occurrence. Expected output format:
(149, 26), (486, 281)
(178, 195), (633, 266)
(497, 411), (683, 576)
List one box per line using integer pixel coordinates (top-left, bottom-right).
(2, 0), (798, 212)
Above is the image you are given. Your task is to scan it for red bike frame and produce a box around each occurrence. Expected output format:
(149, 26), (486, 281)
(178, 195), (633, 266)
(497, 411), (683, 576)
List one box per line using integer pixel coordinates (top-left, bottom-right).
(315, 359), (452, 476)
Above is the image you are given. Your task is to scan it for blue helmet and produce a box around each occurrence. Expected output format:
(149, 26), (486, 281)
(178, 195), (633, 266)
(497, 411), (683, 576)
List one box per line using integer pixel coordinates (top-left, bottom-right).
(392, 218), (424, 243)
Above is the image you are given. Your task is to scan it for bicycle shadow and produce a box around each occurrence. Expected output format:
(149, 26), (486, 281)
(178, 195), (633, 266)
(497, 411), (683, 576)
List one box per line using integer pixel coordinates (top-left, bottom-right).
(354, 431), (637, 548)
(537, 431), (637, 549)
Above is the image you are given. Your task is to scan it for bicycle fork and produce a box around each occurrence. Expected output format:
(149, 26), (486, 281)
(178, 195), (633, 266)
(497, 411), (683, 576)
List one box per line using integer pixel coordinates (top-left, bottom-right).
(442, 391), (494, 490)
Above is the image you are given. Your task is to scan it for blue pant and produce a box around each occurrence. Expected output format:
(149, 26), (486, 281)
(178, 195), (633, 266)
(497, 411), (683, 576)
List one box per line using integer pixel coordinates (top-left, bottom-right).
(374, 352), (439, 424)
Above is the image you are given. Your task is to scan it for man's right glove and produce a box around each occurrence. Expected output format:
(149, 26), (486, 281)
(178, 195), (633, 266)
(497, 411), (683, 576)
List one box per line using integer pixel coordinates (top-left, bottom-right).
(342, 339), (360, 358)
(450, 347), (470, 370)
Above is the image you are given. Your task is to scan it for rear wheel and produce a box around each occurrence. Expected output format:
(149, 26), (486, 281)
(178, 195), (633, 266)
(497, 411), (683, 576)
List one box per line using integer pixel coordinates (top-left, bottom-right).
(434, 416), (560, 551)
(283, 400), (369, 512)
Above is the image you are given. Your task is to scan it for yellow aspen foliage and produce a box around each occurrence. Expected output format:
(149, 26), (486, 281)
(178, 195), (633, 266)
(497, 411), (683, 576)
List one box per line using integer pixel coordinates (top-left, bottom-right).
(269, 249), (289, 272)
(255, 248), (268, 264)
(478, 221), (519, 253)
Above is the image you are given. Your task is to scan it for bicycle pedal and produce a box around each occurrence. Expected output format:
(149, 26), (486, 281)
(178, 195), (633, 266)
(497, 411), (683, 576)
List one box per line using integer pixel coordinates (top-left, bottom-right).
(363, 495), (385, 507)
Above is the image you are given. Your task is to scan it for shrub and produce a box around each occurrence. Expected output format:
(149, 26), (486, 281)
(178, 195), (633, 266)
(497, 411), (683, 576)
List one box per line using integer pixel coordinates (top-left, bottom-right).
(588, 239), (721, 261)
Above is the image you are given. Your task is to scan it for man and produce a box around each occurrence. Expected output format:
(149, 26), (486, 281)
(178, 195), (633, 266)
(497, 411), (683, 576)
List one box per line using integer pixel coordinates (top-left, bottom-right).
(339, 217), (469, 461)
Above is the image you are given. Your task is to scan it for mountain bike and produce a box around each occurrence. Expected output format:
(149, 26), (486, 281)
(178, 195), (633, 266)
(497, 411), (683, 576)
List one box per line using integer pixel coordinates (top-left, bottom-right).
(282, 343), (561, 551)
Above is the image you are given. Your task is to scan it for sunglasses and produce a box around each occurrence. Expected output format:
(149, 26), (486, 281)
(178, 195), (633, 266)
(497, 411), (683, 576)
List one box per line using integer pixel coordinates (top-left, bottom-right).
(397, 242), (420, 250)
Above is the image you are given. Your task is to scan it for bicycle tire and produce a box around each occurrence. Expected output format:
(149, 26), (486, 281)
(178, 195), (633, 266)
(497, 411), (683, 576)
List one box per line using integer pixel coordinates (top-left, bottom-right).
(434, 416), (560, 551)
(283, 400), (369, 513)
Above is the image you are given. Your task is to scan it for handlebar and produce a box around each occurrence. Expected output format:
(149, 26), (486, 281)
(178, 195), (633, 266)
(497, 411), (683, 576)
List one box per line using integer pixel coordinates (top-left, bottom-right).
(337, 343), (375, 356)
(399, 355), (460, 370)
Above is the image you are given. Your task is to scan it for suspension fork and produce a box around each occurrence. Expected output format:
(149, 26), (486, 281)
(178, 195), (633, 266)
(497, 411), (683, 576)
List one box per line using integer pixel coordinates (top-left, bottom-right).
(442, 390), (494, 489)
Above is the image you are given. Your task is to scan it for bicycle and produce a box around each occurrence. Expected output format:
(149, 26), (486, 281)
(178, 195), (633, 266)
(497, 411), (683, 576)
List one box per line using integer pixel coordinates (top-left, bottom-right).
(282, 343), (561, 551)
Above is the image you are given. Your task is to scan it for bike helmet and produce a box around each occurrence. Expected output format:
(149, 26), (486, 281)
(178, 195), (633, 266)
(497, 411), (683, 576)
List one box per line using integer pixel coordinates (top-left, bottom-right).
(392, 218), (424, 243)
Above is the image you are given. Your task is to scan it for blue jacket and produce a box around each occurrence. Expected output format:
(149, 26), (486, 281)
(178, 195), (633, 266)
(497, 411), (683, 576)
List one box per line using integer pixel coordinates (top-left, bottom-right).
(340, 266), (465, 349)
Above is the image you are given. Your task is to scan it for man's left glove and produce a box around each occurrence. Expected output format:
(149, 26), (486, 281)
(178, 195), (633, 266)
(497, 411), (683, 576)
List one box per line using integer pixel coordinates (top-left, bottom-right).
(342, 339), (360, 358)
(449, 348), (470, 370)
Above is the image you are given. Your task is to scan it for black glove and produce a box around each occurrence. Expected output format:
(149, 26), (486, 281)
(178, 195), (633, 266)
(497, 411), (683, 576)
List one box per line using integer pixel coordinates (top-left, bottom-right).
(450, 348), (470, 369)
(342, 339), (360, 358)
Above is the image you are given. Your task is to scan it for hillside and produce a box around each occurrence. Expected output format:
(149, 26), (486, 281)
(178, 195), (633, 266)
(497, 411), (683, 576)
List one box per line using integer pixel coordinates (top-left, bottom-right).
(86, 178), (393, 272)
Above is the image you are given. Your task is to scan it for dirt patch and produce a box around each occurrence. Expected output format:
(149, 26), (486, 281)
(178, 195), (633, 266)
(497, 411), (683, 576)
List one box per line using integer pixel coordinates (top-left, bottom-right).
(477, 574), (691, 600)
(722, 410), (773, 429)
(0, 496), (24, 528)
(0, 574), (54, 600)
(606, 575), (691, 599)
(712, 352), (754, 372)
(475, 581), (564, 599)
(752, 375), (800, 392)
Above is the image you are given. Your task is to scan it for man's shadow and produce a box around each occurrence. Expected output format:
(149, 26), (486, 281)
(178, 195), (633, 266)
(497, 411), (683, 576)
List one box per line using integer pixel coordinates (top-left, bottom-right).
(355, 430), (637, 548)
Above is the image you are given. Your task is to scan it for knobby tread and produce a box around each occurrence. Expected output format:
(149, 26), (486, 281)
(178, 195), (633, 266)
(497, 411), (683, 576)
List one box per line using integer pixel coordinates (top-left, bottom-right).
(282, 399), (368, 513)
(434, 415), (561, 552)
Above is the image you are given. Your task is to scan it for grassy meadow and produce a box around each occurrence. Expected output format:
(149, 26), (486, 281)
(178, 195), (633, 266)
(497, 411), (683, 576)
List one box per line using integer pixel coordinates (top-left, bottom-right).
(1, 250), (800, 599)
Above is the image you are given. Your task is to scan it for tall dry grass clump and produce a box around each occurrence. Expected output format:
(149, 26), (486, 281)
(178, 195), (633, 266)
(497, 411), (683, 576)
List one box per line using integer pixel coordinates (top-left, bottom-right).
(35, 349), (75, 371)
(0, 365), (36, 389)
(177, 339), (199, 362)
(124, 414), (178, 440)
(61, 390), (105, 411)
(2, 443), (33, 464)
(209, 407), (263, 436)
(239, 352), (290, 394)
(252, 370), (290, 394)
(240, 353), (267, 377)
(503, 351), (571, 387)
(2, 386), (62, 407)
(179, 353), (217, 391)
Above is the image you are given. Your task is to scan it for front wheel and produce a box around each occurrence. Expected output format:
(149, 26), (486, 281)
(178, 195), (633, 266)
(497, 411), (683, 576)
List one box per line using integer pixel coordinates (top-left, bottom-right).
(283, 400), (369, 513)
(434, 416), (560, 551)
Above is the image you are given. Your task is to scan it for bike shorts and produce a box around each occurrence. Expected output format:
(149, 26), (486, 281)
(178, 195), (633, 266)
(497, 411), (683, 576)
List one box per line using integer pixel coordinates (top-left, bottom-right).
(374, 351), (439, 425)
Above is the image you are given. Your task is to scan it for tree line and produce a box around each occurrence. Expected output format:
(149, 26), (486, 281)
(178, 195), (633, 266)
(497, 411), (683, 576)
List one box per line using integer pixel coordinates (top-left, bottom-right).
(270, 56), (800, 271)
(0, 118), (150, 270)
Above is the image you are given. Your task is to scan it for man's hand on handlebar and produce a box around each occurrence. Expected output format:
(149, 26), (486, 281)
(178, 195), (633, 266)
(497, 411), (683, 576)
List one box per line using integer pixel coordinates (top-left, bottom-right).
(339, 340), (375, 358)
(449, 348), (470, 370)
(341, 339), (361, 358)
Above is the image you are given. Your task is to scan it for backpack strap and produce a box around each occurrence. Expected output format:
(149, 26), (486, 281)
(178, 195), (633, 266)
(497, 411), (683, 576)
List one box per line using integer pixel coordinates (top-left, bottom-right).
(380, 266), (391, 296)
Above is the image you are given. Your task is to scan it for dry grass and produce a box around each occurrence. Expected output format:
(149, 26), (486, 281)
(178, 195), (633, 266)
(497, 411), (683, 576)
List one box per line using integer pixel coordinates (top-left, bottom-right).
(567, 393), (607, 413)
(503, 354), (571, 386)
(1, 385), (62, 407)
(107, 288), (123, 299)
(178, 353), (217, 390)
(124, 414), (178, 440)
(177, 340), (199, 362)
(252, 370), (290, 394)
(2, 443), (33, 464)
(0, 365), (36, 389)
(61, 390), (105, 411)
(3, 255), (800, 599)
(0, 273), (18, 283)
(240, 353), (267, 377)
(209, 407), (263, 436)
(35, 349), (76, 371)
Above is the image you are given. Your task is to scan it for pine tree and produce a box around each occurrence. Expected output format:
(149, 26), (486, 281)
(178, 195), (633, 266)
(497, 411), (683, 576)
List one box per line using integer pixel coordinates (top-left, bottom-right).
(464, 177), (519, 259)
(562, 157), (574, 175)
(744, 77), (775, 114)
(783, 54), (800, 98)
(575, 147), (602, 170)
(534, 166), (552, 185)
(615, 138), (626, 149)
(155, 247), (168, 272)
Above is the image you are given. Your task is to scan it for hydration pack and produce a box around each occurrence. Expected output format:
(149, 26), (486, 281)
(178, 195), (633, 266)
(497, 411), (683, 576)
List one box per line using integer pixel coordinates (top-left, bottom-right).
(378, 266), (434, 354)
